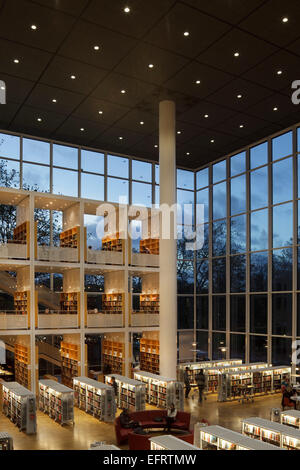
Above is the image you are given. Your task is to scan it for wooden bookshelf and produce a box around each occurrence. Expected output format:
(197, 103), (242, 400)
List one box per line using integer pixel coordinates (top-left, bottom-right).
(11, 221), (37, 258)
(102, 293), (125, 315)
(59, 226), (86, 261)
(14, 290), (37, 328)
(14, 343), (31, 389)
(140, 338), (160, 374)
(139, 294), (159, 314)
(61, 341), (80, 388)
(102, 340), (125, 375)
(102, 232), (124, 252)
(140, 238), (159, 255)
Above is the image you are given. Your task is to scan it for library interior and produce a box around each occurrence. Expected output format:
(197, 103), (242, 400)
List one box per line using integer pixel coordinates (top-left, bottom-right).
(1, 0), (300, 452)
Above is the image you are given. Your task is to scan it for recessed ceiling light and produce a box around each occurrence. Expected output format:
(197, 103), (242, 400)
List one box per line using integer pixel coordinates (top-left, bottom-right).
(183, 31), (190, 37)
(119, 136), (123, 140)
(80, 128), (85, 132)
(186, 152), (190, 156)
(121, 89), (126, 94)
(210, 139), (215, 143)
(273, 107), (278, 111)
(234, 52), (240, 57)
(70, 75), (76, 79)
(140, 121), (144, 125)
(237, 94), (242, 99)
(98, 110), (103, 114)
(37, 118), (42, 122)
(13, 59), (20, 64)
(52, 99), (57, 103)
(204, 114), (209, 118)
(154, 145), (158, 148)
(277, 70), (283, 75)
(124, 6), (130, 13)
(282, 17), (289, 23)
(177, 131), (181, 135)
(239, 124), (244, 128)
(93, 45), (101, 51)
(148, 64), (154, 69)
(31, 24), (37, 30)
(195, 80), (201, 85)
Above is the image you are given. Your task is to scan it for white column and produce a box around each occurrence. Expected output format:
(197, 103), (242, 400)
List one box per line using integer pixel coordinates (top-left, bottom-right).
(159, 100), (177, 379)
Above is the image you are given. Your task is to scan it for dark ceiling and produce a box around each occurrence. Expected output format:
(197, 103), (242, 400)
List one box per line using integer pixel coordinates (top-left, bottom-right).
(1, 0), (300, 169)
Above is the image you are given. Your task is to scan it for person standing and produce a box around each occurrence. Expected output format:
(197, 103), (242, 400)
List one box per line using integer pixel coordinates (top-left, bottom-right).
(183, 367), (191, 399)
(164, 403), (177, 432)
(196, 369), (206, 404)
(110, 376), (118, 400)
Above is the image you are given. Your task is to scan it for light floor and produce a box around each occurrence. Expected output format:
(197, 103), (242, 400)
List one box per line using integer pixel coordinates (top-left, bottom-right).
(0, 393), (282, 450)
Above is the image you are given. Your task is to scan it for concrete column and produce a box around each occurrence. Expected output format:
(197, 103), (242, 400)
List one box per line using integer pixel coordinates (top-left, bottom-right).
(159, 100), (177, 379)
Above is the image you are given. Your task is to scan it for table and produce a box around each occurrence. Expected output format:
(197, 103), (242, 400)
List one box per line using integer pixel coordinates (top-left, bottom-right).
(290, 396), (300, 410)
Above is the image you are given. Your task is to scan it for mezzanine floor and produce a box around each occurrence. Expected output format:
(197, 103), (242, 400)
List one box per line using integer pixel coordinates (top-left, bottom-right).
(0, 393), (282, 450)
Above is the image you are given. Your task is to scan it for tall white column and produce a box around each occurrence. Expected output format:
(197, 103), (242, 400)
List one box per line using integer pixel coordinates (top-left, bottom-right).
(159, 100), (177, 379)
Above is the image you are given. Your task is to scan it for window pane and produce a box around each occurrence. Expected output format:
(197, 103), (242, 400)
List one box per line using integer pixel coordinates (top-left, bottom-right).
(231, 174), (246, 215)
(196, 224), (209, 260)
(177, 189), (194, 226)
(155, 165), (159, 184)
(250, 294), (268, 334)
(132, 182), (152, 207)
(155, 185), (159, 206)
(273, 202), (293, 248)
(0, 159), (19, 188)
(230, 295), (245, 332)
(213, 182), (226, 220)
(177, 225), (195, 260)
(213, 220), (226, 257)
(273, 158), (293, 204)
(177, 297), (194, 329)
(23, 163), (50, 192)
(177, 169), (194, 190)
(197, 168), (209, 190)
(272, 248), (293, 291)
(53, 168), (78, 197)
(231, 151), (246, 176)
(231, 255), (246, 293)
(81, 150), (104, 174)
(250, 335), (268, 363)
(177, 260), (194, 294)
(272, 293), (292, 336)
(298, 248), (300, 290)
(53, 144), (78, 169)
(272, 337), (292, 366)
(297, 294), (300, 337)
(212, 332), (226, 360)
(250, 142), (268, 169)
(0, 133), (20, 159)
(132, 160), (152, 182)
(196, 296), (208, 330)
(196, 188), (209, 223)
(107, 177), (128, 204)
(272, 131), (293, 161)
(250, 252), (268, 292)
(251, 166), (268, 210)
(196, 260), (209, 294)
(251, 209), (268, 251)
(212, 296), (226, 331)
(231, 215), (246, 254)
(107, 155), (128, 178)
(213, 160), (226, 183)
(23, 138), (50, 165)
(81, 173), (104, 201)
(230, 334), (245, 361)
(212, 258), (226, 293)
(196, 331), (209, 361)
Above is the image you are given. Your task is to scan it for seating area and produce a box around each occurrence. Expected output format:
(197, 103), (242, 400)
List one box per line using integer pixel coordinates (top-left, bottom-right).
(128, 430), (194, 450)
(114, 410), (191, 446)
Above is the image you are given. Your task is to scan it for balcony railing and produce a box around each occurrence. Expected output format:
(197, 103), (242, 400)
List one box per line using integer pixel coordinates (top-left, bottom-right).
(37, 246), (78, 263)
(86, 311), (123, 328)
(130, 312), (159, 327)
(37, 310), (79, 329)
(0, 311), (28, 330)
(0, 243), (27, 260)
(130, 252), (159, 268)
(86, 249), (123, 265)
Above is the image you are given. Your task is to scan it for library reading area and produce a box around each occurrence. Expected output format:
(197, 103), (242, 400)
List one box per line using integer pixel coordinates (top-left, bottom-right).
(1, 0), (300, 459)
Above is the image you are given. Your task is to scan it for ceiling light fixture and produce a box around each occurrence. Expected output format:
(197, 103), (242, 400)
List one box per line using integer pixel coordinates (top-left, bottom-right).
(234, 52), (240, 57)
(94, 45), (100, 51)
(98, 110), (103, 114)
(186, 152), (190, 156)
(237, 94), (242, 99)
(148, 63), (154, 69)
(80, 128), (85, 132)
(154, 145), (158, 148)
(52, 99), (57, 103)
(119, 136), (123, 140)
(204, 114), (209, 118)
(37, 118), (42, 122)
(70, 75), (76, 79)
(282, 17), (289, 23)
(183, 31), (190, 37)
(273, 107), (278, 111)
(124, 6), (130, 13)
(239, 124), (244, 128)
(31, 24), (37, 30)
(121, 89), (126, 94)
(13, 59), (20, 64)
(210, 139), (215, 143)
(196, 80), (201, 85)
(277, 70), (283, 75)
(177, 131), (181, 135)
(140, 121), (144, 125)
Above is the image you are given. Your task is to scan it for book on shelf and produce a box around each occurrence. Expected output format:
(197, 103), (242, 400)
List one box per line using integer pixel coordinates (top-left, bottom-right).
(140, 238), (159, 255)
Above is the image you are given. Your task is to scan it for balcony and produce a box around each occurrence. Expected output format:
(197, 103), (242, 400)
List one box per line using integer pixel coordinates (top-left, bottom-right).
(130, 312), (159, 327)
(37, 246), (78, 263)
(37, 310), (79, 329)
(0, 242), (28, 260)
(130, 252), (159, 268)
(86, 311), (123, 328)
(86, 248), (123, 265)
(0, 311), (28, 330)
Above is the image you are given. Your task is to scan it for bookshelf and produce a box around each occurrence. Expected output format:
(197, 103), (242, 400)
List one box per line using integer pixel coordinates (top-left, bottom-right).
(150, 435), (198, 451)
(73, 377), (116, 422)
(139, 294), (159, 314)
(140, 238), (159, 255)
(14, 343), (31, 389)
(102, 233), (124, 252)
(280, 410), (300, 429)
(105, 374), (146, 411)
(61, 341), (80, 388)
(0, 433), (13, 450)
(102, 293), (125, 315)
(140, 337), (159, 374)
(11, 221), (37, 258)
(2, 382), (36, 434)
(39, 379), (74, 425)
(242, 417), (300, 450)
(134, 371), (184, 410)
(59, 226), (86, 261)
(178, 359), (243, 384)
(102, 340), (125, 375)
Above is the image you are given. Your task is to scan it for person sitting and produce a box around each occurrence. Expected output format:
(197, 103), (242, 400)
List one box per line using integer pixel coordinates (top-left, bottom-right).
(164, 403), (177, 432)
(282, 385), (296, 410)
(119, 408), (140, 430)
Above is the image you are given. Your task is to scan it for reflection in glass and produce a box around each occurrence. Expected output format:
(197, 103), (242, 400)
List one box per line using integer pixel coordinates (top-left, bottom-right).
(231, 174), (246, 215)
(196, 296), (208, 330)
(273, 158), (293, 204)
(53, 168), (78, 197)
(250, 252), (268, 292)
(155, 185), (159, 207)
(0, 133), (20, 159)
(213, 220), (226, 257)
(81, 150), (104, 174)
(107, 177), (129, 204)
(230, 296), (245, 332)
(251, 209), (268, 251)
(107, 155), (129, 178)
(250, 295), (267, 334)
(272, 337), (292, 366)
(231, 151), (246, 177)
(250, 335), (267, 363)
(53, 144), (78, 169)
(177, 296), (194, 329)
(213, 182), (226, 220)
(196, 188), (209, 223)
(177, 225), (195, 260)
(197, 168), (209, 190)
(177, 260), (194, 294)
(196, 260), (209, 294)
(81, 173), (104, 201)
(272, 131), (293, 161)
(23, 163), (50, 192)
(230, 334), (245, 361)
(231, 215), (246, 254)
(213, 296), (226, 331)
(132, 182), (152, 207)
(177, 169), (194, 190)
(250, 142), (268, 169)
(297, 294), (300, 337)
(132, 160), (152, 182)
(177, 189), (194, 226)
(155, 164), (159, 184)
(272, 248), (292, 291)
(23, 138), (50, 165)
(212, 332), (226, 360)
(231, 255), (246, 293)
(212, 258), (226, 293)
(196, 224), (209, 260)
(0, 158), (19, 188)
(272, 294), (292, 336)
(196, 331), (209, 360)
(273, 203), (293, 248)
(213, 160), (226, 183)
(250, 166), (268, 210)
